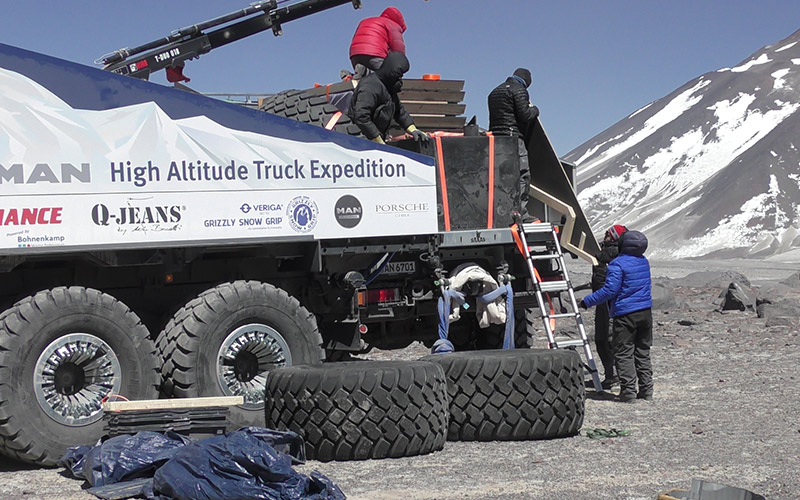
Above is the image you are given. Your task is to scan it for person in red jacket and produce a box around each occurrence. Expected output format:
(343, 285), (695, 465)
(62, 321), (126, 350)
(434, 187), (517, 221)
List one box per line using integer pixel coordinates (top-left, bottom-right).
(349, 7), (407, 79)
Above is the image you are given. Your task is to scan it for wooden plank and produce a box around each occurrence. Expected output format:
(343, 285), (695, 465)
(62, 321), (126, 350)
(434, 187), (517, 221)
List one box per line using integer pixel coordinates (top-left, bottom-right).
(411, 116), (467, 129)
(104, 396), (243, 412)
(402, 79), (465, 92)
(399, 90), (465, 103)
(402, 103), (466, 115)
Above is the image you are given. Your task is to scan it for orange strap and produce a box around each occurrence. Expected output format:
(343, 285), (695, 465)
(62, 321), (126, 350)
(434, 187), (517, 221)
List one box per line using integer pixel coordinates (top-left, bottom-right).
(511, 224), (557, 332)
(324, 111), (342, 130)
(487, 132), (495, 229)
(435, 135), (451, 231)
(534, 268), (557, 332)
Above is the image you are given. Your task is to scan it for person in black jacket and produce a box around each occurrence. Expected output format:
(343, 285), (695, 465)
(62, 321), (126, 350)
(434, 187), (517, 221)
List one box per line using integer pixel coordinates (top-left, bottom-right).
(347, 51), (429, 144)
(488, 68), (540, 221)
(591, 224), (627, 389)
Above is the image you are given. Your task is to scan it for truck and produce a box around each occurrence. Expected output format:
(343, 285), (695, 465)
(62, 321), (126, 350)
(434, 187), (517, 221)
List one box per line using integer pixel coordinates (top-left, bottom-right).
(0, 0), (599, 465)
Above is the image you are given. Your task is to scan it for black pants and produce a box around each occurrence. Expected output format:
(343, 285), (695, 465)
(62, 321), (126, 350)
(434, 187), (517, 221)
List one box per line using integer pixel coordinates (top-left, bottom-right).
(594, 302), (615, 378)
(350, 55), (384, 79)
(612, 308), (653, 398)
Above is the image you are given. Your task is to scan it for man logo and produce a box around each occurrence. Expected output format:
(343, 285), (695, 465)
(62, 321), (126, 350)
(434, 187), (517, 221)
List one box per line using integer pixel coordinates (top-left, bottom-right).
(286, 196), (318, 233)
(334, 195), (362, 228)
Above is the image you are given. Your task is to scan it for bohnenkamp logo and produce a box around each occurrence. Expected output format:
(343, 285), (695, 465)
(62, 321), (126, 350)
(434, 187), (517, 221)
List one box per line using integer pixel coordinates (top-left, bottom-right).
(334, 195), (362, 228)
(286, 196), (318, 233)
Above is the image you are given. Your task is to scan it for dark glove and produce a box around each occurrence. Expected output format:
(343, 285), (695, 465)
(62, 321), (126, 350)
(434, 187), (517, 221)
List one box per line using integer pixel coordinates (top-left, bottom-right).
(407, 125), (430, 143)
(578, 299), (588, 310)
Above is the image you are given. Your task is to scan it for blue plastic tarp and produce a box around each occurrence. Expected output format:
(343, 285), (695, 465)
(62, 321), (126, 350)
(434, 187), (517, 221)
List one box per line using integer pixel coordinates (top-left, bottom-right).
(59, 427), (345, 500)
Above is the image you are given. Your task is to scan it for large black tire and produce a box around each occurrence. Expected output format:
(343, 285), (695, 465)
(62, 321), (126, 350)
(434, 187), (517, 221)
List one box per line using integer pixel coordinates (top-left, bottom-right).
(420, 349), (584, 441)
(157, 281), (323, 430)
(265, 360), (449, 461)
(0, 287), (160, 465)
(259, 88), (363, 137)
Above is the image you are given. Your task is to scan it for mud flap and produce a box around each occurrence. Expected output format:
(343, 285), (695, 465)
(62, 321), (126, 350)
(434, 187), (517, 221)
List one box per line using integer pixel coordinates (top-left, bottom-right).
(525, 118), (601, 263)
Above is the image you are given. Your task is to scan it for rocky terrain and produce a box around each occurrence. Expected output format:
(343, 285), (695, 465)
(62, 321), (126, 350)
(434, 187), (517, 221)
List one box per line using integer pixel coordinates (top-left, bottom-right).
(1, 259), (798, 500)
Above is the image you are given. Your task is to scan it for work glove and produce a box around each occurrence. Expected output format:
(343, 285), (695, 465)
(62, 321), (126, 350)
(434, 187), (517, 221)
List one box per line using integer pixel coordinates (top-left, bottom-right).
(407, 124), (430, 143)
(370, 135), (385, 145)
(578, 299), (588, 310)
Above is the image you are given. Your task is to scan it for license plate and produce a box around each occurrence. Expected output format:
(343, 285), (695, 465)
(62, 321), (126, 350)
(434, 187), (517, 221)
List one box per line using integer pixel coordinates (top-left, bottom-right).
(382, 261), (416, 275)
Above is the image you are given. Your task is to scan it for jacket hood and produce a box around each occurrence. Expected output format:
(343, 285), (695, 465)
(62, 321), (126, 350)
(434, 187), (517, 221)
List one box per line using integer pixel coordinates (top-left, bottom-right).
(619, 230), (648, 256)
(376, 51), (410, 89)
(381, 7), (406, 32)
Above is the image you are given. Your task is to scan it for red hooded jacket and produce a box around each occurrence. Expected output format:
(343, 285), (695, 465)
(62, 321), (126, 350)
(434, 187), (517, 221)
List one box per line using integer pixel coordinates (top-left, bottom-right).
(349, 7), (406, 59)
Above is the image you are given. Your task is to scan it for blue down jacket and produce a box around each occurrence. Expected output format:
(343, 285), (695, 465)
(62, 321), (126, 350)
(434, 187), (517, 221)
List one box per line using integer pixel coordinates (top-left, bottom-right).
(583, 230), (652, 317)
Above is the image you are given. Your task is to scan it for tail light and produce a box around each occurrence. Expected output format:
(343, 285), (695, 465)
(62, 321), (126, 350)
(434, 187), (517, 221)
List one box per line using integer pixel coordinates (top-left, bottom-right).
(357, 288), (401, 306)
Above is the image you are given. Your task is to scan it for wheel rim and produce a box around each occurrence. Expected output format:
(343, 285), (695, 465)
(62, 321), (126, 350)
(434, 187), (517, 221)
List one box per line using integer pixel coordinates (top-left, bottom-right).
(34, 333), (122, 426)
(217, 323), (292, 409)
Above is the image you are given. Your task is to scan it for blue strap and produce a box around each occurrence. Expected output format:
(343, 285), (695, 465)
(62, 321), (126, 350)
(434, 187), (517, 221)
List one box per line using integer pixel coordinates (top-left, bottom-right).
(475, 282), (515, 349)
(434, 288), (465, 354)
(502, 282), (515, 349)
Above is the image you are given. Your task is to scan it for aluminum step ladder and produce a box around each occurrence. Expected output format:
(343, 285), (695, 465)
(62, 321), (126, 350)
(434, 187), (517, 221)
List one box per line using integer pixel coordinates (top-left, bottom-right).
(512, 218), (604, 392)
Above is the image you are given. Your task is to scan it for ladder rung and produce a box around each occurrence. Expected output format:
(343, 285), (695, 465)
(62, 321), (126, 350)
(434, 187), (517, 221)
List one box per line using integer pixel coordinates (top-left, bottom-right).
(538, 281), (569, 292)
(542, 312), (579, 319)
(522, 223), (555, 233)
(527, 253), (560, 261)
(552, 339), (586, 348)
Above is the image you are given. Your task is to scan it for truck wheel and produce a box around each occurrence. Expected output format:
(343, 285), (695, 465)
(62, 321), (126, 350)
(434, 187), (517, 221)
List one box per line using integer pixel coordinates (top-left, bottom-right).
(477, 307), (537, 349)
(265, 360), (448, 461)
(259, 88), (363, 137)
(158, 281), (323, 430)
(420, 349), (584, 441)
(0, 287), (160, 466)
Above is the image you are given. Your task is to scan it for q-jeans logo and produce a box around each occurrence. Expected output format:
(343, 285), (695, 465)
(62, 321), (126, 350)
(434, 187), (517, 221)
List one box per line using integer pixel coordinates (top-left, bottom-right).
(91, 204), (183, 226)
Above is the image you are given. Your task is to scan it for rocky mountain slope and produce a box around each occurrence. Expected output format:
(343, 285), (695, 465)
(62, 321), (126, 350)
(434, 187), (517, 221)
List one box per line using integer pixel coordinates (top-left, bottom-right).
(567, 29), (800, 259)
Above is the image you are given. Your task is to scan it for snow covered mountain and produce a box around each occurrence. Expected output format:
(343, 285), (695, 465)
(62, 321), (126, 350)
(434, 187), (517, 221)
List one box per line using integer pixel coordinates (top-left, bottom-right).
(567, 29), (800, 260)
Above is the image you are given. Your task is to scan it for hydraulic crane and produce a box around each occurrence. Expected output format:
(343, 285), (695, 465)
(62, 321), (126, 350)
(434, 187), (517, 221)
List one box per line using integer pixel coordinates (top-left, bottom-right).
(99, 0), (361, 82)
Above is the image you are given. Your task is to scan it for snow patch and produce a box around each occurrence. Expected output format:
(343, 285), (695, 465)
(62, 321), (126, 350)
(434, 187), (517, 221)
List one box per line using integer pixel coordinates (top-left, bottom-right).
(776, 41), (797, 52)
(575, 79), (710, 173)
(731, 54), (771, 73)
(771, 68), (791, 90)
(792, 58), (800, 65)
(628, 102), (653, 119)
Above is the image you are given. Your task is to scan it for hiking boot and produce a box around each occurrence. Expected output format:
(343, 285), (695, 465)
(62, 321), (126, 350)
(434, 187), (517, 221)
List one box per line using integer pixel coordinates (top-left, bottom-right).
(616, 393), (637, 404)
(637, 392), (653, 401)
(601, 375), (619, 390)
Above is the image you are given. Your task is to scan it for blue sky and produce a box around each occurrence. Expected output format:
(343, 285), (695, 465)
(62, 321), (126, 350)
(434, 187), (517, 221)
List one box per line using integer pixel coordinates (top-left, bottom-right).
(3, 1), (800, 154)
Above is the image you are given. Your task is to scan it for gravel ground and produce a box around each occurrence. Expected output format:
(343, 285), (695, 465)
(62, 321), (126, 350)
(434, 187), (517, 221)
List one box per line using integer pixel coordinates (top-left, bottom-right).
(1, 259), (798, 500)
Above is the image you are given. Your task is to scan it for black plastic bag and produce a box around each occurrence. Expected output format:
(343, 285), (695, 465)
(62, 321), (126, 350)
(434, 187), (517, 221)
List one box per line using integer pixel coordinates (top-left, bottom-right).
(59, 431), (193, 487)
(150, 427), (344, 500)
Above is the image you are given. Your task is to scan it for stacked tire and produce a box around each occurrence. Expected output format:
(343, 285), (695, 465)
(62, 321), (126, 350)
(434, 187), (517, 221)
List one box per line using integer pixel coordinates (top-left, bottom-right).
(421, 349), (584, 441)
(259, 89), (363, 137)
(265, 360), (448, 461)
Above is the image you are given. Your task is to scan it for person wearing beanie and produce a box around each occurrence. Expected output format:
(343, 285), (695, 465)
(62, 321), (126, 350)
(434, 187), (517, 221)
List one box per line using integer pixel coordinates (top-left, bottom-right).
(487, 68), (540, 222)
(580, 229), (653, 403)
(348, 7), (407, 79)
(348, 52), (429, 144)
(590, 224), (628, 389)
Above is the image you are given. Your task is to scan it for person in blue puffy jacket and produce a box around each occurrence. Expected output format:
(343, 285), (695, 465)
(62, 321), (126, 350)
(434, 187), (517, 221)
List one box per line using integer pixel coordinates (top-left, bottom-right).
(579, 230), (653, 402)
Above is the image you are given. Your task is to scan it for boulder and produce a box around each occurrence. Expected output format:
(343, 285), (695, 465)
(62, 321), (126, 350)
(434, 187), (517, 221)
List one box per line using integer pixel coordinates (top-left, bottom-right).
(652, 282), (679, 310)
(756, 298), (800, 319)
(718, 282), (756, 311)
(780, 271), (800, 288)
